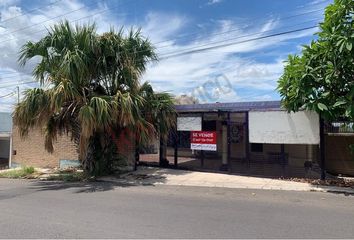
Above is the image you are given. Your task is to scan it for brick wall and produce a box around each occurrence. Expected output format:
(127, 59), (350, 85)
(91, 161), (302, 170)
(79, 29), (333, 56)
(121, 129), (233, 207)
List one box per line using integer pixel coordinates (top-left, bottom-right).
(12, 126), (78, 168)
(12, 125), (137, 170)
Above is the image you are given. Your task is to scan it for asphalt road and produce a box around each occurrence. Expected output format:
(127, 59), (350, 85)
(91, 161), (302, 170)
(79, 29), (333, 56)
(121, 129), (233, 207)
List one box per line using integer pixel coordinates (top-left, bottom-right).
(0, 179), (353, 238)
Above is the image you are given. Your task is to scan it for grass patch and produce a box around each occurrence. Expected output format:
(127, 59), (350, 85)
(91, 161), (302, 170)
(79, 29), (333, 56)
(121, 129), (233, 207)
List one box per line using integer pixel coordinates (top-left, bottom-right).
(45, 172), (89, 182)
(0, 166), (36, 178)
(0, 166), (91, 182)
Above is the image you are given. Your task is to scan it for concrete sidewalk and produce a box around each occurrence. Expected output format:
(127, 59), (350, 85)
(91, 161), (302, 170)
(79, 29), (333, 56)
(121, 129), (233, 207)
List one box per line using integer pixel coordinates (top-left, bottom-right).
(100, 167), (354, 194)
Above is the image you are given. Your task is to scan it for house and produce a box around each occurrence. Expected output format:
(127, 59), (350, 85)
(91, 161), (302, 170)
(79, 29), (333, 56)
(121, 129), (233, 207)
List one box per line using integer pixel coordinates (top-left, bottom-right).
(7, 100), (354, 178)
(169, 101), (321, 178)
(140, 101), (354, 178)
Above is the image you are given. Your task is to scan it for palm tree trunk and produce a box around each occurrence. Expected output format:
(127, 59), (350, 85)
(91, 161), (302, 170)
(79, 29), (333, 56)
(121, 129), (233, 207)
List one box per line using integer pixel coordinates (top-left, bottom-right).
(82, 131), (118, 176)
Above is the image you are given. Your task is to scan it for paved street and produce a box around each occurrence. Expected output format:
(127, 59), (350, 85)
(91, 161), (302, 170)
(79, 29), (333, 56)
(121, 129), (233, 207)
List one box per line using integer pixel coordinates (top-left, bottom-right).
(0, 179), (353, 238)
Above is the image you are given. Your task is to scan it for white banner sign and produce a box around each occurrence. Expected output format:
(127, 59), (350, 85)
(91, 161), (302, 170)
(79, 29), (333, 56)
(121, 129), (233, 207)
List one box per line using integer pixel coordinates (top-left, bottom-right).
(177, 117), (202, 131)
(191, 143), (217, 151)
(249, 111), (320, 144)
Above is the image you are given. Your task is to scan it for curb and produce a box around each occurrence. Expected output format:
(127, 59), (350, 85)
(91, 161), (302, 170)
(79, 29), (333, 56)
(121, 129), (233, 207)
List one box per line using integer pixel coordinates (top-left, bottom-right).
(98, 175), (354, 195)
(310, 186), (354, 195)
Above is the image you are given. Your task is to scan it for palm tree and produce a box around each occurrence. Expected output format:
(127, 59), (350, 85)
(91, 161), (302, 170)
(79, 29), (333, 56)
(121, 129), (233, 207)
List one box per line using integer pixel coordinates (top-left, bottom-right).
(14, 21), (176, 175)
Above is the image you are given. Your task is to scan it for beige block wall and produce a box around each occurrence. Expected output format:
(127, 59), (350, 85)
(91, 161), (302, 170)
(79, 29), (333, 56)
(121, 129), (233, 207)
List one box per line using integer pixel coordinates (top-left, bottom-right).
(12, 127), (78, 168)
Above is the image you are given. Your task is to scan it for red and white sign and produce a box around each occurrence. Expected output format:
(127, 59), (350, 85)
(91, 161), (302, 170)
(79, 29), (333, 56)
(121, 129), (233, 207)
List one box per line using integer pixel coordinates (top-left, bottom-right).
(190, 131), (217, 151)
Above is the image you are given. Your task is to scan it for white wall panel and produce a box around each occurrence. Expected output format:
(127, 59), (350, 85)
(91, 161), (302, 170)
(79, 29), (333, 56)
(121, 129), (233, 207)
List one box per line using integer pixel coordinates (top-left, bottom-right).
(177, 117), (202, 131)
(249, 111), (319, 144)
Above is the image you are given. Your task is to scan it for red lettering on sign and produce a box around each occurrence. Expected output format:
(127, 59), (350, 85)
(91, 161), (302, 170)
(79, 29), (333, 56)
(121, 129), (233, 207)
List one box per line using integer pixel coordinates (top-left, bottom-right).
(190, 131), (217, 144)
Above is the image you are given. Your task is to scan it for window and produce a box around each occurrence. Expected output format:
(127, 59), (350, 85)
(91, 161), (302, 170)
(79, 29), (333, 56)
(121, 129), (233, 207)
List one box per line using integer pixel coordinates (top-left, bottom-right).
(203, 120), (216, 131)
(166, 131), (191, 148)
(251, 143), (263, 153)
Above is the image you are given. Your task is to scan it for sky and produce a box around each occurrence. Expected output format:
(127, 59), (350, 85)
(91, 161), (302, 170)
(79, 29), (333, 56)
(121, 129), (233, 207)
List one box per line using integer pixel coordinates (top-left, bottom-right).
(0, 0), (332, 112)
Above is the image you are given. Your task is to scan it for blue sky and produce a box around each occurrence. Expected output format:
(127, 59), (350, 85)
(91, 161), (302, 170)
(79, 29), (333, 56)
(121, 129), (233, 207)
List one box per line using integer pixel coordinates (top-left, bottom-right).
(0, 0), (332, 111)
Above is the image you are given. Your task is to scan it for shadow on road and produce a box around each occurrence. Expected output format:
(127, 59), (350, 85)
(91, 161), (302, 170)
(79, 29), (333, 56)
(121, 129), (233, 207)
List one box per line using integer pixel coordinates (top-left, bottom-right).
(29, 180), (139, 193)
(28, 167), (190, 193)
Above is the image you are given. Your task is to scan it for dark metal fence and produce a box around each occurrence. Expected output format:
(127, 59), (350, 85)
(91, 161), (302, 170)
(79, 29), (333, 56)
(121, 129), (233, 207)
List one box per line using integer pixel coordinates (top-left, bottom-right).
(139, 112), (325, 179)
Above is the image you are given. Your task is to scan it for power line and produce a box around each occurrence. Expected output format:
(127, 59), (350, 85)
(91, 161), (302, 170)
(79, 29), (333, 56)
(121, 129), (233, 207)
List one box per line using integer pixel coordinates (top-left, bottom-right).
(157, 18), (320, 56)
(0, 0), (63, 24)
(0, 72), (31, 81)
(0, 19), (323, 67)
(0, 0), (98, 40)
(0, 0), (325, 60)
(0, 2), (329, 101)
(0, 91), (16, 98)
(0, 26), (317, 88)
(0, 80), (37, 89)
(0, 73), (32, 82)
(154, 8), (325, 49)
(1, 5), (325, 52)
(0, 16), (320, 78)
(0, 1), (130, 46)
(0, 3), (325, 87)
(160, 25), (318, 60)
(0, 0), (327, 62)
(1, 16), (322, 64)
(0, 22), (319, 88)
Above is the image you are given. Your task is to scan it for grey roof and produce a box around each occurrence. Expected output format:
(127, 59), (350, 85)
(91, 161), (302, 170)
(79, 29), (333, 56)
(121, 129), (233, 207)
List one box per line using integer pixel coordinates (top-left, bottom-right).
(0, 112), (12, 133)
(174, 100), (282, 112)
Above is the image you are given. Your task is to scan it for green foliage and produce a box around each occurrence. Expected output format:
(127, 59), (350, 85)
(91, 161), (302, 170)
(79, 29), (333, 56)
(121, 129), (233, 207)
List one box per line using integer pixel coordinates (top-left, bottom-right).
(14, 21), (176, 175)
(278, 0), (354, 121)
(23, 166), (35, 175)
(0, 166), (35, 178)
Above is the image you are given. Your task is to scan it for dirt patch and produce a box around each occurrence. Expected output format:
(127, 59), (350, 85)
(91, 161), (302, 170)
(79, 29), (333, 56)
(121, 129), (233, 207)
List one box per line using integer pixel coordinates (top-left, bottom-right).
(285, 178), (354, 188)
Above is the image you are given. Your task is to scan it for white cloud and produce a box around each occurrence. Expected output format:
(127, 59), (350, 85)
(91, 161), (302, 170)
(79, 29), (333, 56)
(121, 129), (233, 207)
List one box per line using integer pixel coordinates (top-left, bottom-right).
(143, 16), (315, 102)
(308, 0), (330, 6)
(207, 0), (223, 6)
(0, 0), (322, 111)
(0, 0), (115, 112)
(0, 0), (19, 8)
(141, 12), (187, 43)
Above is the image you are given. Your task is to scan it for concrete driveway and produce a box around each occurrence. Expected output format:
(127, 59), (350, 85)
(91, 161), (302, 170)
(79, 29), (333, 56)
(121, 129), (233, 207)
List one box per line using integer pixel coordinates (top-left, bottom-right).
(101, 167), (354, 194)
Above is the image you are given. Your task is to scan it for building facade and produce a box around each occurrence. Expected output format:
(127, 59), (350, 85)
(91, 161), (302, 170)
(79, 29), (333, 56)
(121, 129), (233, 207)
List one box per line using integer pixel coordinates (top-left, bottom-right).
(11, 126), (136, 170)
(139, 101), (354, 178)
(4, 100), (354, 177)
(11, 127), (79, 168)
(171, 101), (322, 178)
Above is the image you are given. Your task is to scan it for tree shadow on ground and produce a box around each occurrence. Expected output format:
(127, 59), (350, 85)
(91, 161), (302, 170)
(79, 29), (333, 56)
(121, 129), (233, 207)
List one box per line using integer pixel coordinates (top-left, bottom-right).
(28, 166), (191, 193)
(29, 180), (140, 194)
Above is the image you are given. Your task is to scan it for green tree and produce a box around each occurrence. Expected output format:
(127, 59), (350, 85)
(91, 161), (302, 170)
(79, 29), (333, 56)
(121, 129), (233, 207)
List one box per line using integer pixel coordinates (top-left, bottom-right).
(14, 21), (175, 175)
(278, 0), (354, 121)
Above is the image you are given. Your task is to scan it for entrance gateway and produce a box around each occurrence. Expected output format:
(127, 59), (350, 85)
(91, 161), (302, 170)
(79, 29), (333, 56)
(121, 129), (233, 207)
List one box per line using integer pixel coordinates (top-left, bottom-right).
(139, 101), (327, 179)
